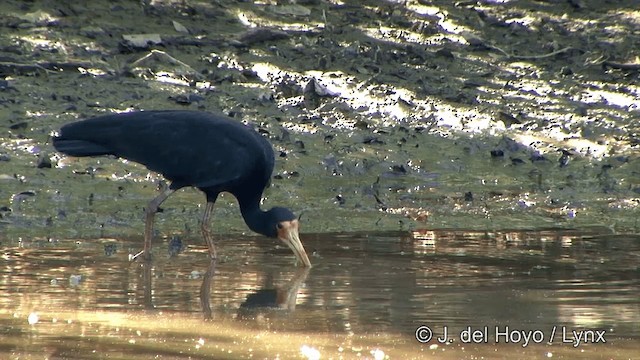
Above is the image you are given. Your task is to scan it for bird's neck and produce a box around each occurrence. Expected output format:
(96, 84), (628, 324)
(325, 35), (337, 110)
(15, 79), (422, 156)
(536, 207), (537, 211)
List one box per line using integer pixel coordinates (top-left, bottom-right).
(238, 194), (271, 237)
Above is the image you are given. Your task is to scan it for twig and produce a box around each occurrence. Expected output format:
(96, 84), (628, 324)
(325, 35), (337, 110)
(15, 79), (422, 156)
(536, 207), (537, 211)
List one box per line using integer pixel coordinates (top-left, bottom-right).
(0, 62), (53, 76)
(602, 61), (640, 71)
(490, 46), (575, 60)
(0, 60), (114, 76)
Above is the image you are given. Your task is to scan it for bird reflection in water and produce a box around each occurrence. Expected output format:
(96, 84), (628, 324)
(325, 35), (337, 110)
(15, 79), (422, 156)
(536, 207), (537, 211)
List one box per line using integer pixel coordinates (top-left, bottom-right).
(139, 259), (309, 320)
(199, 259), (217, 320)
(236, 267), (310, 320)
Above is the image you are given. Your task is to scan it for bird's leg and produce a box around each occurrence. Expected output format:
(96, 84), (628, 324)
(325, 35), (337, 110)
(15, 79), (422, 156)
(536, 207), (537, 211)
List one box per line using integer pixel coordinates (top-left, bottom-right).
(131, 187), (175, 261)
(201, 201), (217, 259)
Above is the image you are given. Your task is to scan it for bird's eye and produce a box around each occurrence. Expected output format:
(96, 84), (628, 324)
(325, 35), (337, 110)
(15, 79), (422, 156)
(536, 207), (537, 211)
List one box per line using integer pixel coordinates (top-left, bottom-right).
(276, 223), (283, 230)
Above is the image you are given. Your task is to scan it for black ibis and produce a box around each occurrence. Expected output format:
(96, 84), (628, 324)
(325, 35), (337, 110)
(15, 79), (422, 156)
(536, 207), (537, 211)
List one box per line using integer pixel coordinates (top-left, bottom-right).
(53, 110), (311, 267)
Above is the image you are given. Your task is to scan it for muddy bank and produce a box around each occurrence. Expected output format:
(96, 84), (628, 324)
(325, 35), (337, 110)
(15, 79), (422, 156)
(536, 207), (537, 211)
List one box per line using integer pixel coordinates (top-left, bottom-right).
(0, 1), (638, 241)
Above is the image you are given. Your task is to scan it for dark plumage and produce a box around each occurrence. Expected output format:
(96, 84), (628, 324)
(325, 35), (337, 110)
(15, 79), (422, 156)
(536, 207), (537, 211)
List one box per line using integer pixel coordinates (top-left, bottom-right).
(53, 110), (311, 267)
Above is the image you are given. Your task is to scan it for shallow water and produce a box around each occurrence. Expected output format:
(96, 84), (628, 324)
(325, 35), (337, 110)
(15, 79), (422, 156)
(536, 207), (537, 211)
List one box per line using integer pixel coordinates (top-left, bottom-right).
(1, 229), (638, 359)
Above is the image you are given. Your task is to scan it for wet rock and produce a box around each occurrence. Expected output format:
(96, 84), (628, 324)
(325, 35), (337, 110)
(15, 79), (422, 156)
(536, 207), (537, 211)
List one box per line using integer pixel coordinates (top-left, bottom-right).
(172, 20), (189, 34)
(61, 94), (80, 102)
(530, 152), (547, 162)
(189, 270), (205, 279)
(322, 155), (342, 175)
(303, 78), (338, 109)
(435, 47), (455, 59)
(0, 79), (17, 91)
(561, 67), (574, 76)
(120, 33), (162, 51)
(169, 93), (204, 105)
(242, 68), (260, 80)
(490, 149), (504, 158)
(275, 76), (303, 98)
(36, 154), (52, 168)
(277, 128), (291, 142)
(559, 150), (572, 167)
(69, 274), (82, 287)
(9, 121), (28, 130)
(11, 191), (36, 203)
(236, 28), (289, 46)
(390, 164), (408, 174)
(597, 164), (616, 193)
(363, 136), (385, 145)
(104, 244), (117, 256)
(496, 136), (525, 153)
(79, 26), (105, 39)
(497, 111), (522, 127)
(461, 31), (489, 49)
(568, 0), (585, 9)
(463, 78), (486, 88)
(17, 10), (59, 27)
(528, 169), (543, 189)
(354, 120), (370, 130)
(269, 4), (311, 17)
(168, 236), (183, 257)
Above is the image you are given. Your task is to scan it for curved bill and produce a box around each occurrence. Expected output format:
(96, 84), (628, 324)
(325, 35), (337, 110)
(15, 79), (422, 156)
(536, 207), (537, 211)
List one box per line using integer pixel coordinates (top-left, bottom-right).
(277, 219), (312, 267)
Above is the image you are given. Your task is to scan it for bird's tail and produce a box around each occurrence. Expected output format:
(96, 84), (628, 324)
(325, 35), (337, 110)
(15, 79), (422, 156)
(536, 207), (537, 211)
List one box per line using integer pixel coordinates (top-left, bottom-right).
(52, 137), (112, 157)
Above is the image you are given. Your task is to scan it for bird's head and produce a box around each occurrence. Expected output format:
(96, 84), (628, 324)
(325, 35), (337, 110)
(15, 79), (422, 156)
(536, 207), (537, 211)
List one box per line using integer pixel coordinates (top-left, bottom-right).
(266, 207), (312, 268)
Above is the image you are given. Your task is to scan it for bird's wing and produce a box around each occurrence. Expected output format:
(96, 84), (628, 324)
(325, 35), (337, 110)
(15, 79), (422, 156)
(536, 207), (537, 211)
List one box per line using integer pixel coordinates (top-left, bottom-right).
(56, 111), (270, 191)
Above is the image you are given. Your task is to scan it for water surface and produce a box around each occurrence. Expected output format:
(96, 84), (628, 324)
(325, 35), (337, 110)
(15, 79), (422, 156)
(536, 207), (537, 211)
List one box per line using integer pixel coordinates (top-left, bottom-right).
(1, 229), (638, 359)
